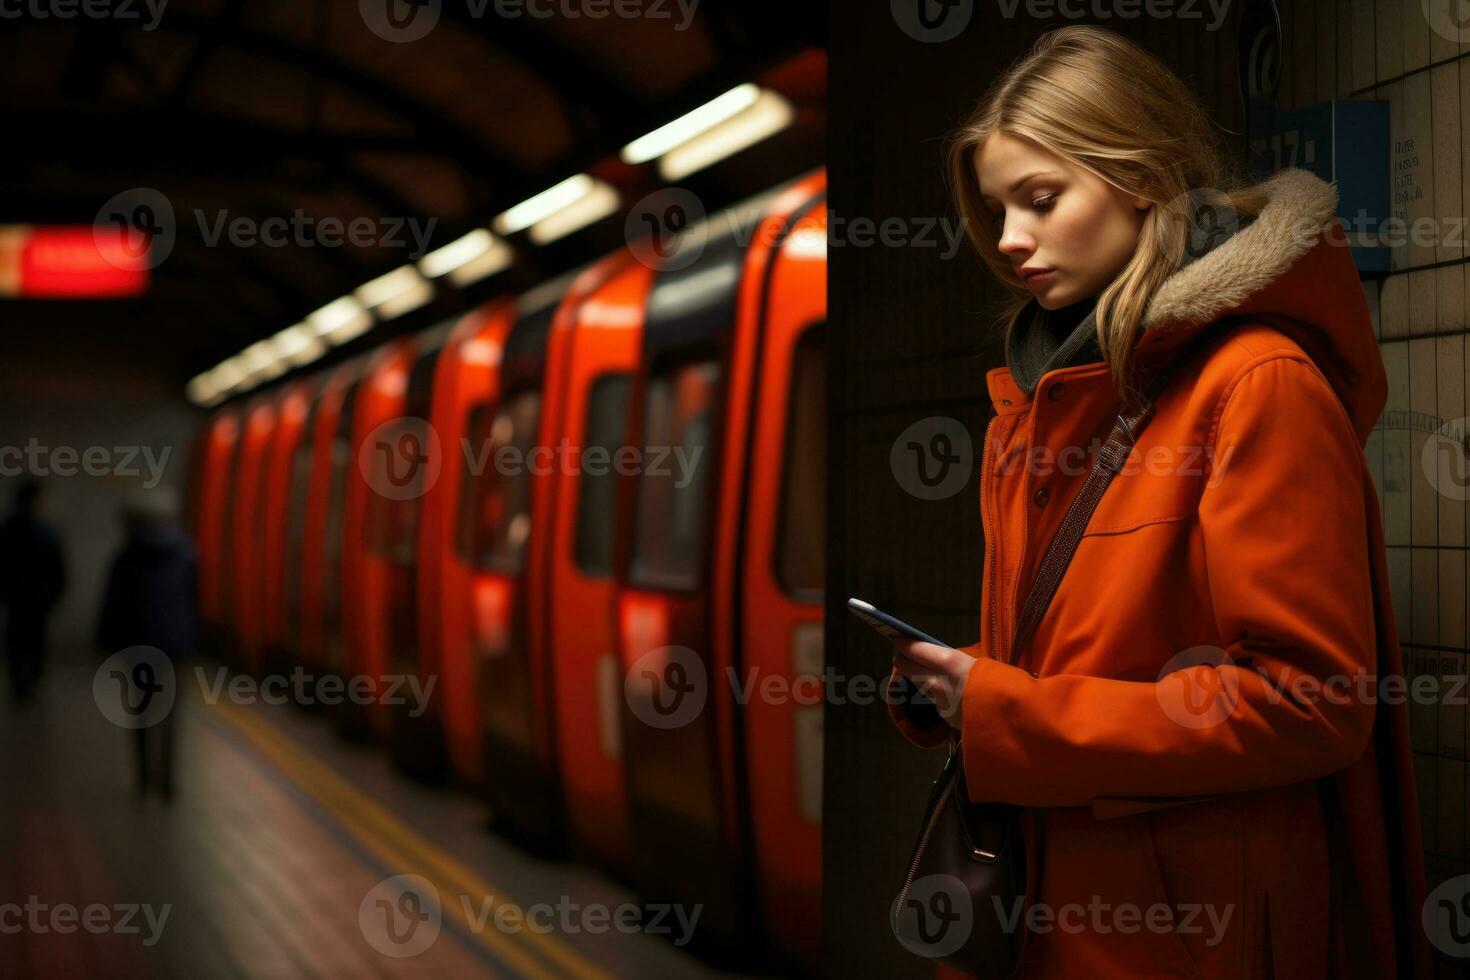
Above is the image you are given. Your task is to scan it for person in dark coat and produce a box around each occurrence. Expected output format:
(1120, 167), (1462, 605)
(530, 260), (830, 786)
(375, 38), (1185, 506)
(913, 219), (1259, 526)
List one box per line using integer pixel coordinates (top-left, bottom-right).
(0, 480), (67, 703)
(97, 487), (198, 800)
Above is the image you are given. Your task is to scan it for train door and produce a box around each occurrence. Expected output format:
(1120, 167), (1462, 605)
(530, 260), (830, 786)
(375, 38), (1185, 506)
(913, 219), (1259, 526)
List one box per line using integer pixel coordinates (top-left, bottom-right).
(535, 253), (653, 872)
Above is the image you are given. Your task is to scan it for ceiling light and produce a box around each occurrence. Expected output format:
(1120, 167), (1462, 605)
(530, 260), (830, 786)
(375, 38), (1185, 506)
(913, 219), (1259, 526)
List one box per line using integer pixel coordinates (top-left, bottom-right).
(658, 90), (795, 181)
(620, 84), (760, 165)
(527, 180), (621, 245)
(494, 175), (596, 235)
(308, 296), (373, 345)
(355, 265), (434, 320)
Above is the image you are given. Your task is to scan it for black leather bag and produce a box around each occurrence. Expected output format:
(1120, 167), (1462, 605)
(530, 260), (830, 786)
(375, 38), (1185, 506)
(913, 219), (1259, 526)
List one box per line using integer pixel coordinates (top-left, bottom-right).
(891, 736), (1027, 977)
(891, 359), (1185, 977)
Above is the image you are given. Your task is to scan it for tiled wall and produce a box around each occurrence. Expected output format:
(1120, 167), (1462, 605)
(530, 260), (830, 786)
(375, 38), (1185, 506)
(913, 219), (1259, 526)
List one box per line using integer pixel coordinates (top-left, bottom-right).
(1282, 0), (1470, 916)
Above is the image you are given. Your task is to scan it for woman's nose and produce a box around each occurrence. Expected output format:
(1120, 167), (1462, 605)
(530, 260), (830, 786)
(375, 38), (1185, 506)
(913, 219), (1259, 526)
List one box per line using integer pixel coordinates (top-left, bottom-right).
(997, 219), (1034, 258)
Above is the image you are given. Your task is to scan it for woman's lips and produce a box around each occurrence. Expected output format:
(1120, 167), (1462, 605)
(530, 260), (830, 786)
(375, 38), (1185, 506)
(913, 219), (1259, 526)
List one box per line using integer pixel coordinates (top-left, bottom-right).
(1022, 269), (1056, 289)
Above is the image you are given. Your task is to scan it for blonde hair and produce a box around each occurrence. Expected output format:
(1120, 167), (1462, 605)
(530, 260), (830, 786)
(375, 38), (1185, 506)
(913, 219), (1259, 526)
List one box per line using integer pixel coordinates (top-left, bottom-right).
(947, 25), (1269, 398)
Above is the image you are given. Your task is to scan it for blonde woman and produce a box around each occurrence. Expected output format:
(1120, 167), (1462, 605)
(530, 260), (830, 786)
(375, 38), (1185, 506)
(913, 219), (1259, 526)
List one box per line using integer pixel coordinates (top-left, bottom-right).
(888, 25), (1431, 980)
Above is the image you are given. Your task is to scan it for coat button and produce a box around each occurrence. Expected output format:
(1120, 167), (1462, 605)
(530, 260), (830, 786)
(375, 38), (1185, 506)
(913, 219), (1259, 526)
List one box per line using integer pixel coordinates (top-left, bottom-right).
(1047, 382), (1066, 401)
(1033, 486), (1050, 507)
(1001, 398), (1013, 407)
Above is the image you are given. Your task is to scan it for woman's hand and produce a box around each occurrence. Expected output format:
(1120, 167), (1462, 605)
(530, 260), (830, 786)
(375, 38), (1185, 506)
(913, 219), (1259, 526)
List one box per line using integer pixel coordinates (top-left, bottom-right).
(890, 637), (975, 729)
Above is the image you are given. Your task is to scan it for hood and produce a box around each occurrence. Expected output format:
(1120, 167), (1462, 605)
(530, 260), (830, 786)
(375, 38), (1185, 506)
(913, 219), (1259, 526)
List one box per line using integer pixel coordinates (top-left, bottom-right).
(1137, 167), (1385, 445)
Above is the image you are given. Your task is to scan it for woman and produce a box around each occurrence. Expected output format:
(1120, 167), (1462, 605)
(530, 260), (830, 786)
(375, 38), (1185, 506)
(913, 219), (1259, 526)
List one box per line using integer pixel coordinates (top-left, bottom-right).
(887, 26), (1430, 980)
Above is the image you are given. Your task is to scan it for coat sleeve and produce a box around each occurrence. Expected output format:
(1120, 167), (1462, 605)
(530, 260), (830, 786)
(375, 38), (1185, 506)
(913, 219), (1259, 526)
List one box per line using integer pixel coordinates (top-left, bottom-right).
(958, 355), (1378, 808)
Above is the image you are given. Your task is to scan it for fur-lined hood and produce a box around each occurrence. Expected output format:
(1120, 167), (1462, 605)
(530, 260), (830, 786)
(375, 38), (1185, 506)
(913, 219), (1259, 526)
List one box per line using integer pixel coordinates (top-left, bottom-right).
(1138, 167), (1385, 444)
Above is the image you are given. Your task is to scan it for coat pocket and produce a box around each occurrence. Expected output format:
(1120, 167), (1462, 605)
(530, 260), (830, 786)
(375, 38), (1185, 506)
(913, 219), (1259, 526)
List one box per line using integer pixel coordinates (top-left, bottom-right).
(1135, 815), (1203, 978)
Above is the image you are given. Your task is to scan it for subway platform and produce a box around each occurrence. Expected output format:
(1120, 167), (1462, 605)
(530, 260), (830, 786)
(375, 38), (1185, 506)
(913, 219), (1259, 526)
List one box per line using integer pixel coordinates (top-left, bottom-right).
(0, 648), (763, 979)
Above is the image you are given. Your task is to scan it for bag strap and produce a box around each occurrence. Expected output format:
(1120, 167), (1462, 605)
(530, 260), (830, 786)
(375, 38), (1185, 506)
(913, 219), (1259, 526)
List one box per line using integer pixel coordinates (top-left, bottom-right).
(1008, 355), (1189, 664)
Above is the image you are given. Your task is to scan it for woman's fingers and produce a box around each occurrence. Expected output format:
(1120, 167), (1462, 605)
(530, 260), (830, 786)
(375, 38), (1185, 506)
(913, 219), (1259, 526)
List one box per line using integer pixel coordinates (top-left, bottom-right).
(890, 638), (953, 671)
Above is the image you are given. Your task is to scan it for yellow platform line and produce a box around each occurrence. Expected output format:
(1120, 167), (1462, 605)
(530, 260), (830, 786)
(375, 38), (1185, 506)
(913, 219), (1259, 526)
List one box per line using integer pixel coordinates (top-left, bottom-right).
(207, 698), (613, 980)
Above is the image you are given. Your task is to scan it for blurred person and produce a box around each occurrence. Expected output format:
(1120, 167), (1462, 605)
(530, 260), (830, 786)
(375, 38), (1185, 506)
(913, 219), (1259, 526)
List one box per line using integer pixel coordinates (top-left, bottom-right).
(0, 479), (66, 703)
(97, 486), (198, 800)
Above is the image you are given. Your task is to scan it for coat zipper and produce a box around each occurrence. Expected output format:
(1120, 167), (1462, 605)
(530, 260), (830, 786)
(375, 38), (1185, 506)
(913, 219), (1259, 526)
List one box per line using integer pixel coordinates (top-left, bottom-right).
(980, 413), (1000, 659)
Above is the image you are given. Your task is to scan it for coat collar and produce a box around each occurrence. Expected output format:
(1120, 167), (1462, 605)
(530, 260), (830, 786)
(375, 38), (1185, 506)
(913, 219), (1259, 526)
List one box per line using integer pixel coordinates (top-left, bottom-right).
(987, 169), (1381, 439)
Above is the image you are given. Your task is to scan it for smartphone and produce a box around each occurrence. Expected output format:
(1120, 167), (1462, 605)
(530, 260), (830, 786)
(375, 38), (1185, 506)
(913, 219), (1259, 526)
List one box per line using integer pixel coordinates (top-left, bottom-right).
(846, 597), (952, 649)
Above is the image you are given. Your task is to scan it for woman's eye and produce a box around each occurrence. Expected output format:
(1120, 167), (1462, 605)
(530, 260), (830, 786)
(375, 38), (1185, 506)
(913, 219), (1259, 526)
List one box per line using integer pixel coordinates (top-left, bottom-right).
(1032, 195), (1057, 213)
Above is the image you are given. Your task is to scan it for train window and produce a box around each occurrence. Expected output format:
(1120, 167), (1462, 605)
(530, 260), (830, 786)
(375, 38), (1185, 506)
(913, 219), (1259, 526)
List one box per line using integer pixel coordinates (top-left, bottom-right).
(366, 349), (439, 564)
(454, 403), (490, 564)
(460, 390), (541, 573)
(776, 323), (826, 601)
(573, 373), (631, 578)
(628, 359), (720, 592)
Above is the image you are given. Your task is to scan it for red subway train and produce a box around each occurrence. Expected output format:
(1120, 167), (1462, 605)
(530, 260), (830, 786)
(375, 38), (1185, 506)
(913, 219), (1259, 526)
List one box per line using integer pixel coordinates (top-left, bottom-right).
(190, 169), (826, 971)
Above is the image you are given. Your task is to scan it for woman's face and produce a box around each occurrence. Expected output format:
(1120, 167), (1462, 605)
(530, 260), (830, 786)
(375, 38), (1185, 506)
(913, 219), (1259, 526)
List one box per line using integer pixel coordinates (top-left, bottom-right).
(974, 132), (1150, 309)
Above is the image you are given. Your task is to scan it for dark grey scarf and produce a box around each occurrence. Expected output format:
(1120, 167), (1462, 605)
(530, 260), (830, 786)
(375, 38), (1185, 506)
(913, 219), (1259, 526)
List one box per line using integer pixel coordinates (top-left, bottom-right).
(1003, 204), (1255, 396)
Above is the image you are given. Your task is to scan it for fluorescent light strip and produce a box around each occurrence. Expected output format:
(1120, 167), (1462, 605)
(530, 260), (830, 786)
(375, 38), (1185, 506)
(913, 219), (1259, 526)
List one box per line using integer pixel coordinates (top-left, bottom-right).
(494, 175), (595, 235)
(527, 181), (621, 245)
(273, 323), (326, 368)
(620, 83), (760, 165)
(355, 265), (434, 321)
(308, 296), (373, 345)
(447, 237), (515, 286)
(420, 229), (495, 278)
(658, 90), (795, 181)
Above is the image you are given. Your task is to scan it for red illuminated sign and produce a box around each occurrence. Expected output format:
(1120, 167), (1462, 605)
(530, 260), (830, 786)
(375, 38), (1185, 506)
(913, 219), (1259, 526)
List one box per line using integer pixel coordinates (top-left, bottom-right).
(0, 225), (150, 298)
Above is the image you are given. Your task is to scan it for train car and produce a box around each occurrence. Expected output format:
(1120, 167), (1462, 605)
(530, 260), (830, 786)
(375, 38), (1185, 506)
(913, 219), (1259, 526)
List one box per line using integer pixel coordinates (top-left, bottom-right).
(612, 169), (827, 955)
(529, 252), (654, 872)
(376, 321), (456, 778)
(339, 335), (417, 741)
(298, 359), (365, 707)
(228, 394), (279, 672)
(732, 189), (827, 971)
(454, 274), (578, 850)
(424, 300), (518, 787)
(259, 379), (315, 677)
(195, 409), (240, 653)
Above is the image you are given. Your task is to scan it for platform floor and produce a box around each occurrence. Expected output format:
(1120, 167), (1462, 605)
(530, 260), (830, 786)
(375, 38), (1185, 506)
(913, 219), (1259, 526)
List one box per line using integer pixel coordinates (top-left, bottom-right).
(0, 649), (768, 979)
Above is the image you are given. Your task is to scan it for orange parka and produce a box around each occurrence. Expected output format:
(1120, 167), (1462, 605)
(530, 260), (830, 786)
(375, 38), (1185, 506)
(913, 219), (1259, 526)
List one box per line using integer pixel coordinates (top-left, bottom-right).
(890, 168), (1432, 979)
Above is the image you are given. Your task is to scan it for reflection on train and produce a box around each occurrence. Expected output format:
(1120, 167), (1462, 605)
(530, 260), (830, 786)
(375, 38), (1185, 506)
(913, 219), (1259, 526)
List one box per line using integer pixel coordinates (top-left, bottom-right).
(191, 170), (827, 972)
